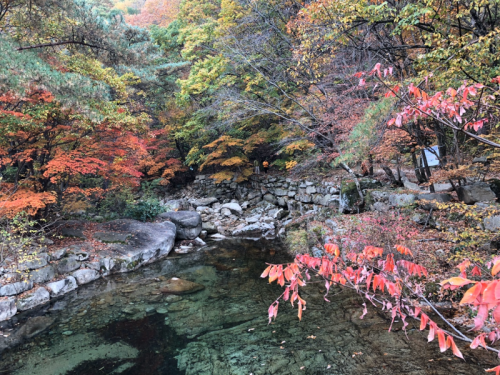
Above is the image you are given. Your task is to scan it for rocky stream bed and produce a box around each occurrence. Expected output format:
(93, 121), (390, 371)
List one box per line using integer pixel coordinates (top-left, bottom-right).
(0, 238), (497, 375)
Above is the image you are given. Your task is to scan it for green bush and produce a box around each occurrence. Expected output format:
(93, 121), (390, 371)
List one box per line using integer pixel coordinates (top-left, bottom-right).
(97, 188), (135, 219)
(124, 198), (167, 222)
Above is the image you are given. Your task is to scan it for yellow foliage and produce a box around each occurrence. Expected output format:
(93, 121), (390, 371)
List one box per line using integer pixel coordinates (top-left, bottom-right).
(235, 167), (253, 183)
(211, 170), (234, 183)
(221, 156), (247, 167)
(286, 160), (298, 170)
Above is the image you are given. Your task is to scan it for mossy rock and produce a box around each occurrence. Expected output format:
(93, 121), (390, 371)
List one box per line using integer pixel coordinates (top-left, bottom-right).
(341, 179), (382, 211)
(285, 229), (309, 256)
(341, 181), (359, 209)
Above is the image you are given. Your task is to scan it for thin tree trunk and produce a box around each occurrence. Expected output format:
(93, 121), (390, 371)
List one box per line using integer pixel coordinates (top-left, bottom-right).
(421, 149), (435, 193)
(411, 151), (426, 183)
(339, 162), (364, 207)
(381, 164), (397, 184)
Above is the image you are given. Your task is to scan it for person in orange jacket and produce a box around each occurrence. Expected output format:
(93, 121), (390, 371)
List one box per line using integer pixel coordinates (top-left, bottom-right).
(263, 160), (269, 174)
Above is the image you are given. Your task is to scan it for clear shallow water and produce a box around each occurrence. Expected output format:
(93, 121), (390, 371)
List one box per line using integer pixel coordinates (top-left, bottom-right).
(0, 238), (496, 374)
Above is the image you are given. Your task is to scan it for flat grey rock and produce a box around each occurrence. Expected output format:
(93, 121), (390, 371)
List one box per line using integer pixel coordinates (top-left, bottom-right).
(72, 269), (100, 285)
(0, 280), (33, 297)
(51, 248), (67, 261)
(202, 222), (218, 234)
(29, 265), (55, 284)
(56, 256), (81, 274)
(417, 193), (452, 210)
(485, 216), (500, 232)
(16, 287), (50, 311)
(388, 194), (416, 207)
(221, 203), (243, 216)
(46, 276), (77, 297)
(190, 197), (218, 208)
(94, 231), (131, 243)
(17, 256), (48, 271)
(60, 227), (86, 239)
(232, 223), (262, 236)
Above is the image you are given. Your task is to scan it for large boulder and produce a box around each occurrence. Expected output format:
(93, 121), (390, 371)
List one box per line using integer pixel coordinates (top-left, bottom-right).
(0, 297), (16, 321)
(457, 182), (496, 204)
(158, 211), (202, 240)
(92, 220), (176, 272)
(16, 287), (50, 311)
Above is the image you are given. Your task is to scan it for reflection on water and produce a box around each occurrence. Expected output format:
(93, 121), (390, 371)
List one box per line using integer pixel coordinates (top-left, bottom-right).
(0, 239), (496, 374)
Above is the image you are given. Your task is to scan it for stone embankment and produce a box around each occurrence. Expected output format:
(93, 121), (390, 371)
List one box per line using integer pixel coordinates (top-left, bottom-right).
(0, 214), (205, 322)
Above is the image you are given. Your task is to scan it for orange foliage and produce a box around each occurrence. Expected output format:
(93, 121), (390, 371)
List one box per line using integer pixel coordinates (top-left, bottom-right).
(0, 185), (56, 218)
(125, 0), (181, 27)
(0, 89), (160, 217)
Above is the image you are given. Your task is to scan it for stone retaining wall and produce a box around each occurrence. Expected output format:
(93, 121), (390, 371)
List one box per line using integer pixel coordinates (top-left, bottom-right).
(192, 174), (345, 211)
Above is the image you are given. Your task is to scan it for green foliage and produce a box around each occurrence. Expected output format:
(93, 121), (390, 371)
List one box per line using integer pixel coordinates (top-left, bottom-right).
(336, 98), (395, 166)
(124, 198), (167, 222)
(95, 188), (133, 218)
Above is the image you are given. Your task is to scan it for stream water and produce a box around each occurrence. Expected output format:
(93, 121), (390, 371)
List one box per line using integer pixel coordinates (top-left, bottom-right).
(0, 238), (496, 374)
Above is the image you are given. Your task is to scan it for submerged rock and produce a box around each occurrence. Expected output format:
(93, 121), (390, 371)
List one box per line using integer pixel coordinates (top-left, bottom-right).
(159, 277), (205, 295)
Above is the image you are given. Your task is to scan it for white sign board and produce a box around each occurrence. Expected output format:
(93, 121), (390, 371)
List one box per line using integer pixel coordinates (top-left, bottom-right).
(422, 146), (440, 167)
